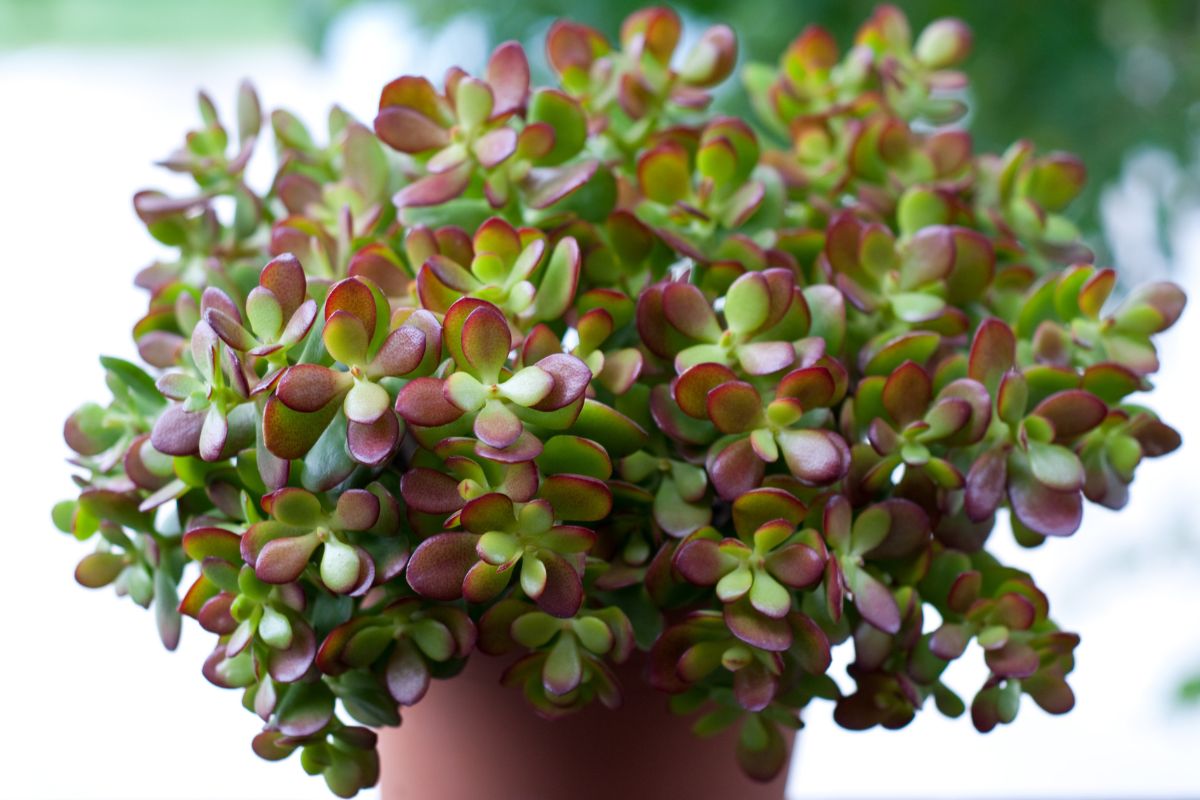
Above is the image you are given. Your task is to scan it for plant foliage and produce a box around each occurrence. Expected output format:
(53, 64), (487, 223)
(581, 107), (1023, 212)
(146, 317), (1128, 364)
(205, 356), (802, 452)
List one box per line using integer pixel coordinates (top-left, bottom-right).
(55, 5), (1185, 796)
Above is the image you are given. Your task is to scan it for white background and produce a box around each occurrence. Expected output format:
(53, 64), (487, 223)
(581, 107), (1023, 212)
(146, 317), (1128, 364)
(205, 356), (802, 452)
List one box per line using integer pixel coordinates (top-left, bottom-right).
(2, 5), (1198, 798)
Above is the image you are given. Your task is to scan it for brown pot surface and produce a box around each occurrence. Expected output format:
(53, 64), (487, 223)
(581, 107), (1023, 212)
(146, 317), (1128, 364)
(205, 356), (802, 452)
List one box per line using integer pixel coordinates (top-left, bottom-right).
(378, 654), (794, 800)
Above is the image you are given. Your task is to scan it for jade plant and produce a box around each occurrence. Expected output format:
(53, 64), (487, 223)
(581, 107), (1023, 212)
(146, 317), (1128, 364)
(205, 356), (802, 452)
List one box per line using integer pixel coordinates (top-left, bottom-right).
(56, 5), (1185, 796)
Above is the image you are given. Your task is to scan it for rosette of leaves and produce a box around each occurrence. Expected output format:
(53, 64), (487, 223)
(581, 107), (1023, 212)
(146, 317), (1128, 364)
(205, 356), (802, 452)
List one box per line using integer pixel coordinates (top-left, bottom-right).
(270, 107), (395, 280)
(665, 353), (851, 499)
(744, 6), (971, 137)
(963, 319), (1116, 538)
(180, 527), (319, 690)
(264, 276), (440, 485)
(133, 81), (265, 262)
(1014, 264), (1187, 375)
(394, 297), (591, 456)
(317, 598), (476, 710)
(633, 118), (770, 261)
(151, 306), (256, 464)
(973, 141), (1092, 266)
(854, 360), (992, 492)
(406, 476), (612, 617)
(240, 484), (404, 596)
(820, 209), (996, 353)
(374, 41), (606, 216)
(414, 217), (581, 325)
(638, 269), (814, 377)
(673, 488), (829, 651)
(520, 287), (645, 396)
(547, 7), (737, 150)
(479, 598), (634, 717)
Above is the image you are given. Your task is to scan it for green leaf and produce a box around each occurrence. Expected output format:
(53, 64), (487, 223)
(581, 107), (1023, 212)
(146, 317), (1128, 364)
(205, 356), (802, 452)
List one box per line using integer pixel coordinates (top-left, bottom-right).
(527, 89), (586, 165)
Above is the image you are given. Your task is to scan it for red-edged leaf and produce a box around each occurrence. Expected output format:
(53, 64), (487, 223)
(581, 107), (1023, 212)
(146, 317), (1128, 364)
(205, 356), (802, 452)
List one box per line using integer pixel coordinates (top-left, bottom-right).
(394, 377), (464, 427)
(724, 598), (792, 651)
(406, 532), (478, 600)
(776, 429), (850, 485)
(486, 41), (530, 116)
(533, 552), (584, 617)
(707, 437), (765, 500)
(394, 161), (472, 208)
(1032, 390), (1108, 440)
(706, 381), (762, 434)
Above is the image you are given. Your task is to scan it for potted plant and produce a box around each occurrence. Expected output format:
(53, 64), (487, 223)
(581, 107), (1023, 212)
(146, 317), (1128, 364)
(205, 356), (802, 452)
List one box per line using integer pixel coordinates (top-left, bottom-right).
(54, 5), (1185, 798)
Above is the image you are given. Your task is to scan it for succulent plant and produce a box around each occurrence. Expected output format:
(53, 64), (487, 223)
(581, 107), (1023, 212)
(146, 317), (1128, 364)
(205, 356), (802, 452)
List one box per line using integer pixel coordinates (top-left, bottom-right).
(55, 5), (1185, 797)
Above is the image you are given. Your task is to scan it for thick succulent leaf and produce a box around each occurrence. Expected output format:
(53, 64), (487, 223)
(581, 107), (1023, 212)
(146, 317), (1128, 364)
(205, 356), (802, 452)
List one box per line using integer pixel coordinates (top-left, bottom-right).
(674, 536), (728, 586)
(674, 362), (738, 419)
(474, 399), (523, 449)
(459, 304), (511, 381)
(347, 412), (401, 467)
(706, 381), (763, 434)
(401, 467), (465, 514)
(638, 143), (691, 205)
(533, 552), (584, 617)
(539, 474), (612, 521)
(530, 237), (581, 323)
(653, 477), (711, 537)
(663, 282), (721, 341)
(394, 377), (464, 427)
(776, 429), (850, 485)
(724, 598), (792, 651)
(847, 566), (901, 634)
(277, 365), (351, 413)
(707, 436), (765, 500)
(531, 353), (591, 412)
(735, 716), (789, 783)
(406, 533), (478, 600)
(256, 532), (320, 584)
(765, 543), (824, 588)
(749, 570), (792, 618)
(394, 161), (472, 208)
(734, 661), (778, 713)
(724, 272), (771, 335)
(731, 487), (806, 539)
(1008, 452), (1083, 537)
(537, 435), (612, 480)
(1032, 390), (1107, 440)
(968, 318), (1016, 394)
(736, 341), (796, 376)
(150, 404), (205, 456)
(882, 360), (931, 426)
(499, 366), (554, 407)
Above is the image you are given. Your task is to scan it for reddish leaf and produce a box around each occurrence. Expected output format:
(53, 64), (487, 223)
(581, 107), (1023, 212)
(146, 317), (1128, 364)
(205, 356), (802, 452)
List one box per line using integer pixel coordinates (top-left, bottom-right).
(276, 364), (348, 412)
(1032, 390), (1108, 440)
(674, 362), (737, 419)
(394, 161), (472, 208)
(968, 318), (1015, 392)
(486, 41), (531, 116)
(706, 381), (762, 434)
(776, 429), (850, 485)
(533, 552), (584, 618)
(724, 598), (792, 651)
(394, 377), (464, 427)
(539, 474), (612, 521)
(401, 468), (465, 514)
(406, 533), (479, 600)
(707, 437), (765, 500)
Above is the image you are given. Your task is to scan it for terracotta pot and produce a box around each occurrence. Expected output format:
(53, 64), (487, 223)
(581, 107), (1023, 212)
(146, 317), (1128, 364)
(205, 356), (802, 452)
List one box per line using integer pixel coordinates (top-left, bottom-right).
(378, 654), (794, 800)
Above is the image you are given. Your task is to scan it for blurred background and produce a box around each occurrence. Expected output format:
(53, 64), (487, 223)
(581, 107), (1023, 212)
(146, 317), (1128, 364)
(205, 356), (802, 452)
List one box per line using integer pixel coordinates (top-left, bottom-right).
(2, 0), (1199, 797)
